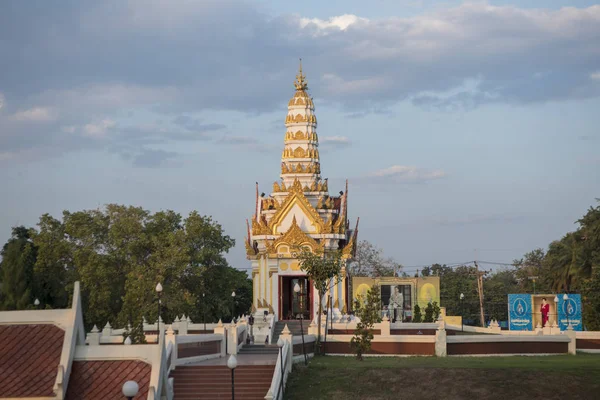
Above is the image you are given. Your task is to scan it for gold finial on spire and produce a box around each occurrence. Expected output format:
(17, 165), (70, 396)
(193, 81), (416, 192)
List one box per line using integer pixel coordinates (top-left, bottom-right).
(294, 58), (308, 91)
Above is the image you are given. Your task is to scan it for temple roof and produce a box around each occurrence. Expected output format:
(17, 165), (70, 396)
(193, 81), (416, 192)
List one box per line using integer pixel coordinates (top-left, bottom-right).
(0, 324), (64, 398)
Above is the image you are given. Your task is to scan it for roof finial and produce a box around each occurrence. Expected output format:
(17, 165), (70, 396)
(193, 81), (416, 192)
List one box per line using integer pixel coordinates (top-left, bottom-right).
(294, 58), (308, 91)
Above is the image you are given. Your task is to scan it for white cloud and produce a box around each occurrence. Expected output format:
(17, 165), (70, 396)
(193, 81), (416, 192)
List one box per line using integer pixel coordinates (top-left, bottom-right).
(368, 165), (447, 182)
(83, 119), (116, 138)
(10, 107), (56, 122)
(320, 135), (351, 145)
(591, 71), (600, 81)
(300, 14), (367, 32)
(0, 93), (4, 110)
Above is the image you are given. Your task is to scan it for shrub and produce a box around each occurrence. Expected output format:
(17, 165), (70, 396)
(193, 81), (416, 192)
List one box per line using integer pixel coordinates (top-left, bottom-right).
(413, 304), (422, 322)
(350, 285), (381, 361)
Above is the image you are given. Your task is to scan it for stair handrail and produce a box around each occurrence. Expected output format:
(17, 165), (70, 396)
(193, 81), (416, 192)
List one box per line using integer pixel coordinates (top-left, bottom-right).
(264, 339), (291, 400)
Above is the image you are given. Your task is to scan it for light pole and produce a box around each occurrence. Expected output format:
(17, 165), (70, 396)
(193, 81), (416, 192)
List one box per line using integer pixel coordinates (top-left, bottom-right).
(227, 354), (237, 400)
(155, 282), (163, 338)
(202, 292), (207, 332)
(459, 293), (465, 332)
(294, 283), (307, 365)
(277, 337), (285, 399)
(122, 380), (139, 400)
(231, 291), (236, 323)
(563, 294), (570, 328)
(34, 298), (40, 308)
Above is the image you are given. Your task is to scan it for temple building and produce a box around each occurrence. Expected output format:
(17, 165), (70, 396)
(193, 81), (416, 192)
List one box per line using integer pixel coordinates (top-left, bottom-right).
(245, 62), (358, 321)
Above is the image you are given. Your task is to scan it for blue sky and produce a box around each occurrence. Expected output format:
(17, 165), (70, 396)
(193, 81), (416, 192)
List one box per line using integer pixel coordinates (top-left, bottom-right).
(1, 0), (599, 273)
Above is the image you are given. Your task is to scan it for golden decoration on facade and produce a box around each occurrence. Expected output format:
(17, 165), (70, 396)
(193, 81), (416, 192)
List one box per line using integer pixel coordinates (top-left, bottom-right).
(267, 178), (326, 233)
(294, 59), (308, 91)
(285, 114), (317, 124)
(266, 216), (324, 255)
(273, 181), (281, 193)
(333, 212), (345, 233)
(252, 218), (271, 235)
(262, 197), (279, 210)
(324, 216), (333, 233)
(245, 239), (257, 256)
(282, 147), (319, 159)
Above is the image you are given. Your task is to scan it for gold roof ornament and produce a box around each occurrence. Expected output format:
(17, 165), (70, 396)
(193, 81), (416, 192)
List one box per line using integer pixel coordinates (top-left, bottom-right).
(267, 216), (324, 255)
(294, 58), (308, 91)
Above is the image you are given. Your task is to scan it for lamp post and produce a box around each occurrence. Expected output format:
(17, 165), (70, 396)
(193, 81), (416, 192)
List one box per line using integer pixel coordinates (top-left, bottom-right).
(553, 295), (559, 326)
(34, 298), (40, 308)
(459, 293), (465, 332)
(294, 283), (307, 365)
(227, 354), (237, 400)
(563, 294), (570, 328)
(202, 292), (206, 332)
(155, 283), (163, 338)
(122, 380), (139, 400)
(231, 291), (236, 323)
(277, 337), (285, 399)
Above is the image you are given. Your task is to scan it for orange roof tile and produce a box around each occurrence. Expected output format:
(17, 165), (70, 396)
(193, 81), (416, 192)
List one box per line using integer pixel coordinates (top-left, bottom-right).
(0, 324), (64, 398)
(66, 360), (151, 400)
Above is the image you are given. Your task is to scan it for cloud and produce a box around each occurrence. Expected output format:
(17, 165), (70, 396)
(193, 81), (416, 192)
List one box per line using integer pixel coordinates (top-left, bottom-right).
(319, 135), (352, 148)
(82, 119), (116, 138)
(10, 107), (56, 122)
(1, 1), (600, 163)
(367, 165), (447, 183)
(300, 14), (368, 32)
(0, 93), (4, 110)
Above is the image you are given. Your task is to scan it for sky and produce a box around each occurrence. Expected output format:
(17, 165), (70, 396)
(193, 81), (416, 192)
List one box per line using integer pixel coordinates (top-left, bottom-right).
(1, 0), (599, 274)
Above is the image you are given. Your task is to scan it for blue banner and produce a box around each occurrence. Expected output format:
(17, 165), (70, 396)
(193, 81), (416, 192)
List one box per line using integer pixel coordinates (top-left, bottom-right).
(558, 294), (582, 331)
(508, 294), (532, 330)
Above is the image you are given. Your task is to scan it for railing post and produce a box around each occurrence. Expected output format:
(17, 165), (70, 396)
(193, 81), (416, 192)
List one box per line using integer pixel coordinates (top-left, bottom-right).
(565, 324), (577, 355)
(435, 315), (447, 357)
(380, 315), (390, 336)
(179, 315), (189, 335)
(280, 325), (293, 376)
(230, 321), (238, 355)
(87, 325), (101, 345)
(214, 319), (226, 356)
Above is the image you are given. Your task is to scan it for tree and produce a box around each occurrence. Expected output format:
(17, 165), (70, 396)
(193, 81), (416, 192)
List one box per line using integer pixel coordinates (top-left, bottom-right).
(298, 250), (343, 353)
(413, 304), (422, 323)
(0, 227), (36, 310)
(0, 204), (244, 330)
(350, 285), (381, 360)
(347, 240), (400, 277)
(483, 269), (519, 322)
(512, 248), (550, 293)
(582, 266), (600, 331)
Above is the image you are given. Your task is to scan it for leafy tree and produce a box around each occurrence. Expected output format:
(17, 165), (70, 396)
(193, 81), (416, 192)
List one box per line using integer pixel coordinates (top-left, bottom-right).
(0, 227), (36, 310)
(582, 266), (600, 331)
(423, 302), (436, 322)
(350, 285), (381, 360)
(2, 204), (246, 330)
(512, 248), (550, 293)
(298, 250), (343, 353)
(347, 240), (400, 277)
(413, 304), (422, 323)
(483, 269), (519, 321)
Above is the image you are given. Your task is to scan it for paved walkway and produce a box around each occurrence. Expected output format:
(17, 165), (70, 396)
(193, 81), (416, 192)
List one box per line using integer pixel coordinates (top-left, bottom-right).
(186, 353), (278, 366)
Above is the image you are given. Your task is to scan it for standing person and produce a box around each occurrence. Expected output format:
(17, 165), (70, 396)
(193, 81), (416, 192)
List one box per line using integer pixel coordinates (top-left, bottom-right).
(540, 298), (550, 327)
(390, 286), (404, 323)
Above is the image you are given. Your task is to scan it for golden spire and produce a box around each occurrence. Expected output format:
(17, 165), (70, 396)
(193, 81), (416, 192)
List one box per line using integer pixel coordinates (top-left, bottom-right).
(294, 58), (308, 91)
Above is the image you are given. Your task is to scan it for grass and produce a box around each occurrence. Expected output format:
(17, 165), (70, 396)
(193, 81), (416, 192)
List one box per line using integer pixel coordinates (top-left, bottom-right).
(285, 354), (600, 400)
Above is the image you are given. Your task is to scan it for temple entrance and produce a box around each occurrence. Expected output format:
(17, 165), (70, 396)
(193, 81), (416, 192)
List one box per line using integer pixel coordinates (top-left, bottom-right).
(279, 276), (311, 320)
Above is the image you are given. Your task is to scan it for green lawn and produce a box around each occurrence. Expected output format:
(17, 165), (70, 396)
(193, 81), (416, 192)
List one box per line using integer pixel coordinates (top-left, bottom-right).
(285, 354), (600, 400)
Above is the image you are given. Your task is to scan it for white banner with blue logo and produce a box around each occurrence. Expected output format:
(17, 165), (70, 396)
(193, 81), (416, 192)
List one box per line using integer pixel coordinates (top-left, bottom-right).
(508, 294), (532, 330)
(558, 294), (582, 331)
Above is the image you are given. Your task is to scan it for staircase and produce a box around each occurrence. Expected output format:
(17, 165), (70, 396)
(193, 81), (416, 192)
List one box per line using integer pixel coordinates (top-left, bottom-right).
(238, 344), (279, 355)
(271, 320), (308, 344)
(171, 364), (275, 400)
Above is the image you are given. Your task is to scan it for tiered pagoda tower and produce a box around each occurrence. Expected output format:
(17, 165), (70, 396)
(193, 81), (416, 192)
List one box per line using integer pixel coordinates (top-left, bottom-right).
(246, 62), (358, 321)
